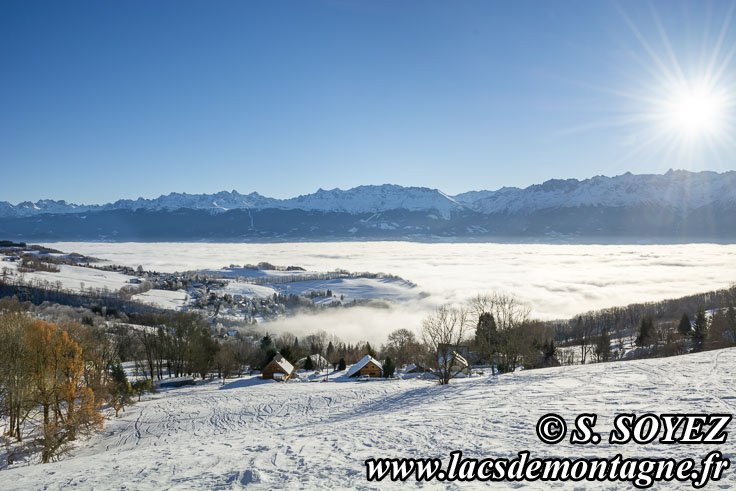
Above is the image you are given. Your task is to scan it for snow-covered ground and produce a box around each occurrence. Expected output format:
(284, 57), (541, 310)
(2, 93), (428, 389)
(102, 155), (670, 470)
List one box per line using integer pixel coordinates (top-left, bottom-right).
(0, 259), (187, 310)
(2, 348), (734, 489)
(217, 276), (418, 304)
(1, 252), (419, 314)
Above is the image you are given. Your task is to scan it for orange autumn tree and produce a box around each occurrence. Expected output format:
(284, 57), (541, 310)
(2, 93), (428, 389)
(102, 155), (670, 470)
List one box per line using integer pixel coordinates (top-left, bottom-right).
(24, 320), (104, 463)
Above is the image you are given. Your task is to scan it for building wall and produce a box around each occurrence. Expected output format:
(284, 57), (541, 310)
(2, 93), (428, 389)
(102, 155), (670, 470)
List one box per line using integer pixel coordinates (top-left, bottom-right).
(262, 361), (288, 380)
(358, 362), (382, 378)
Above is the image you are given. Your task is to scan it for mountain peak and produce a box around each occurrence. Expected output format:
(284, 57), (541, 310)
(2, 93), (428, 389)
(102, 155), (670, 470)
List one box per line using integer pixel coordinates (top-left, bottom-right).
(2, 170), (735, 220)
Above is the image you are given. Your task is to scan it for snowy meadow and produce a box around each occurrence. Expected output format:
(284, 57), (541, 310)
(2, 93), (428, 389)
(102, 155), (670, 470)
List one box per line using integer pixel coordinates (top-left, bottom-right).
(44, 242), (736, 343)
(3, 348), (734, 489)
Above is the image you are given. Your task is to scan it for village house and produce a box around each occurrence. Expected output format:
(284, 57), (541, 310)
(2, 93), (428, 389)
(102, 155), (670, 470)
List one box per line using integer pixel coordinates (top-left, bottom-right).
(404, 362), (429, 374)
(262, 354), (295, 382)
(347, 355), (382, 378)
(438, 350), (471, 376)
(296, 354), (330, 370)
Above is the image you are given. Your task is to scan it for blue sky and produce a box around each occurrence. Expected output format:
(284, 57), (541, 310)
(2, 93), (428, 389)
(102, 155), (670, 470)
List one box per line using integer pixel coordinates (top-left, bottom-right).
(1, 0), (735, 203)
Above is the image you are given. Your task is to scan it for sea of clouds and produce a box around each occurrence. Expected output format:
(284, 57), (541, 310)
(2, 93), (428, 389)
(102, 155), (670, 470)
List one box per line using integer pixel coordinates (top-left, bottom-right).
(46, 242), (736, 344)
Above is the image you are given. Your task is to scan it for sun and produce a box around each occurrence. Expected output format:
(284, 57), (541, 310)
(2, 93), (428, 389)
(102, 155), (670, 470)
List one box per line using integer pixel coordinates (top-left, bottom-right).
(663, 83), (727, 138)
(583, 1), (736, 170)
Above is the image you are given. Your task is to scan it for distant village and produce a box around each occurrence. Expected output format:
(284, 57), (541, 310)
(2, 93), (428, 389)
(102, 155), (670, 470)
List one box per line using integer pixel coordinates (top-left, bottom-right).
(0, 242), (399, 331)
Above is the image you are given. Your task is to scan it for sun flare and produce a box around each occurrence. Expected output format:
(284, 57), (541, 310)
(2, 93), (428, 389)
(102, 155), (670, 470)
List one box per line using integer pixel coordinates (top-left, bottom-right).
(664, 83), (726, 138)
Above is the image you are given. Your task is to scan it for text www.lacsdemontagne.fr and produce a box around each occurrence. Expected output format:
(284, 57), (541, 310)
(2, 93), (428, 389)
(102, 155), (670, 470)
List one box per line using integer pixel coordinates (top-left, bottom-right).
(364, 450), (729, 488)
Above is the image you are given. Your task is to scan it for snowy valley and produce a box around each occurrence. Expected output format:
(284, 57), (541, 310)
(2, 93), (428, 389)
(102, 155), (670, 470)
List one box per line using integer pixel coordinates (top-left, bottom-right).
(1, 348), (734, 489)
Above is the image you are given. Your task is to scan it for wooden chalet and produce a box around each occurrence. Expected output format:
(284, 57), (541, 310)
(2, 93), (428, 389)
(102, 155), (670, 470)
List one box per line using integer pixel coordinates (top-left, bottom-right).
(404, 362), (429, 374)
(296, 354), (330, 370)
(262, 354), (295, 382)
(438, 350), (471, 376)
(347, 355), (382, 378)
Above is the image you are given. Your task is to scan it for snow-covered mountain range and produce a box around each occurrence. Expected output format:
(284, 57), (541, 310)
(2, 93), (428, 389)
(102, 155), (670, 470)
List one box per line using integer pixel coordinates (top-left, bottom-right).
(0, 185), (463, 219)
(2, 170), (735, 241)
(2, 170), (735, 219)
(454, 170), (736, 214)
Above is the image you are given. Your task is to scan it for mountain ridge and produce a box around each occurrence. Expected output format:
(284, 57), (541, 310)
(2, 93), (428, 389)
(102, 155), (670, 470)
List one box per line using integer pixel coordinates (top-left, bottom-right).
(2, 170), (736, 241)
(2, 170), (735, 219)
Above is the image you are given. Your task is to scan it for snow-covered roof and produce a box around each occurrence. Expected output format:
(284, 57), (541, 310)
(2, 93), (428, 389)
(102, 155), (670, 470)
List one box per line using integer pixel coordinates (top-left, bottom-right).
(347, 355), (382, 378)
(438, 351), (468, 368)
(404, 363), (426, 372)
(271, 354), (294, 375)
(296, 354), (329, 368)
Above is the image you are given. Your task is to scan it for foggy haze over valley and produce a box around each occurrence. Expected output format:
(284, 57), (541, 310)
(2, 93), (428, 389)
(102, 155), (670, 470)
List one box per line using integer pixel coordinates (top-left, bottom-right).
(45, 241), (736, 344)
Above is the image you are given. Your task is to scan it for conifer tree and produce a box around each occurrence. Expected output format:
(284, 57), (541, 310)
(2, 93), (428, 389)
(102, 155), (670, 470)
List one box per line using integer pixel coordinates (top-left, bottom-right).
(594, 327), (611, 362)
(678, 313), (692, 337)
(303, 355), (314, 371)
(260, 334), (272, 351)
(542, 339), (558, 366)
(109, 360), (132, 417)
(692, 307), (708, 349)
(726, 306), (736, 345)
(383, 357), (395, 378)
(338, 358), (346, 371)
(132, 378), (153, 402)
(636, 316), (655, 347)
(475, 312), (498, 369)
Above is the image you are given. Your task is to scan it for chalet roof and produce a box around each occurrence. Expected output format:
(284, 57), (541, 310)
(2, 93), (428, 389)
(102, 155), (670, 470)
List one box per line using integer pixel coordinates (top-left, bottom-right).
(296, 354), (329, 368)
(347, 355), (382, 377)
(438, 350), (469, 368)
(404, 363), (426, 372)
(271, 354), (294, 374)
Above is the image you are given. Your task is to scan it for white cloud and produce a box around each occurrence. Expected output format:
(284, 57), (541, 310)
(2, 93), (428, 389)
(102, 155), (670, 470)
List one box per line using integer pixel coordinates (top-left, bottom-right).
(47, 241), (736, 343)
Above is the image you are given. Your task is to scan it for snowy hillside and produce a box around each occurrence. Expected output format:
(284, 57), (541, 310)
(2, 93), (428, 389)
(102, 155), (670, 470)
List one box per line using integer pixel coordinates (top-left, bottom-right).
(0, 248), (420, 323)
(0, 258), (187, 310)
(2, 348), (734, 489)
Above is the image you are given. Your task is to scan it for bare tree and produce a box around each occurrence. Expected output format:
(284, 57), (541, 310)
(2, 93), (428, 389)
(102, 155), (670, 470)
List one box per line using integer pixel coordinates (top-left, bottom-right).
(0, 313), (35, 442)
(572, 315), (597, 364)
(384, 328), (420, 367)
(469, 293), (532, 373)
(422, 305), (470, 385)
(470, 293), (531, 332)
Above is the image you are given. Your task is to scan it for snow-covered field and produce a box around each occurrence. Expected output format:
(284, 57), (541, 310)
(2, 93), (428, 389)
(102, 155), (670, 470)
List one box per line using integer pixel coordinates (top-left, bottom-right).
(236, 277), (418, 304)
(3, 348), (734, 489)
(209, 266), (419, 304)
(0, 260), (187, 310)
(1, 251), (420, 317)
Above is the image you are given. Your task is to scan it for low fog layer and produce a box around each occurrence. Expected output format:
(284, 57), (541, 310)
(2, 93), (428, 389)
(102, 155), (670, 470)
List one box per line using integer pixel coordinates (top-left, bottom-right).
(46, 242), (736, 343)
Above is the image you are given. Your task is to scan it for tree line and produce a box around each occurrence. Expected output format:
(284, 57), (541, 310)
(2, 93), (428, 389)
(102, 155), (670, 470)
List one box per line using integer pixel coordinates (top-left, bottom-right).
(551, 283), (736, 363)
